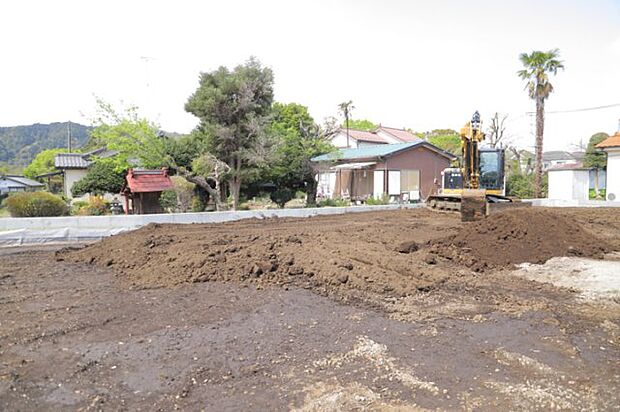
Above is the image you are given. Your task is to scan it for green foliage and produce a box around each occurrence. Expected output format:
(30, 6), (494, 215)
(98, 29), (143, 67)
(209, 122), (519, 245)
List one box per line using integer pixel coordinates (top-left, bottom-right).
(71, 159), (126, 196)
(73, 196), (110, 216)
(23, 148), (67, 179)
(71, 200), (89, 215)
(344, 119), (377, 131)
(517, 49), (564, 101)
(6, 191), (69, 217)
(267, 102), (335, 204)
(270, 188), (295, 208)
(159, 190), (177, 212)
(89, 98), (169, 171)
(0, 122), (91, 166)
(185, 57), (275, 208)
(583, 132), (609, 169)
(164, 134), (202, 170)
(427, 133), (461, 156)
(506, 173), (548, 198)
(589, 188), (606, 200)
(365, 194), (389, 205)
(170, 175), (195, 212)
(317, 198), (350, 207)
(191, 196), (205, 212)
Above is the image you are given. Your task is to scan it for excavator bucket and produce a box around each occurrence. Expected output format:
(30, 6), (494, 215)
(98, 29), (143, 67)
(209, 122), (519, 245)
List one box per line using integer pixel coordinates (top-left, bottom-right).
(461, 189), (487, 222)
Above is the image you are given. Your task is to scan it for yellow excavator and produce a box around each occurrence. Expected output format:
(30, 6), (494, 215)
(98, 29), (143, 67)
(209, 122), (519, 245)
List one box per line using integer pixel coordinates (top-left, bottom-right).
(427, 111), (529, 221)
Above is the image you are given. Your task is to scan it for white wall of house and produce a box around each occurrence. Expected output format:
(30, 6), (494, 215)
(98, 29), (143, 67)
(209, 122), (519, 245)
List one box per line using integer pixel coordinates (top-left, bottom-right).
(375, 130), (401, 144)
(63, 169), (88, 199)
(548, 169), (589, 201)
(605, 148), (620, 201)
(331, 132), (355, 148)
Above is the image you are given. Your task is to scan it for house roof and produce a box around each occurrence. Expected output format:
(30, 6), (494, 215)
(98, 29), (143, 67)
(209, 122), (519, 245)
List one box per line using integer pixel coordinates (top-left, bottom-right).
(0, 175), (45, 188)
(340, 128), (388, 144)
(55, 153), (91, 169)
(54, 147), (118, 169)
(124, 169), (174, 193)
(312, 141), (456, 162)
(542, 151), (576, 161)
(547, 163), (590, 171)
(376, 126), (421, 143)
(596, 132), (620, 149)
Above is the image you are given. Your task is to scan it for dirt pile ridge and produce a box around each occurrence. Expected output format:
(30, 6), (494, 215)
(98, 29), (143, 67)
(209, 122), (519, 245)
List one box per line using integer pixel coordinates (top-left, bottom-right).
(60, 211), (462, 297)
(59, 208), (616, 297)
(428, 208), (613, 272)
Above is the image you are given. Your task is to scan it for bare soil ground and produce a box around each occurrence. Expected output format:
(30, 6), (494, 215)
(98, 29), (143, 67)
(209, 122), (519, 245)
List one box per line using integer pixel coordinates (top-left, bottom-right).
(1, 208), (619, 411)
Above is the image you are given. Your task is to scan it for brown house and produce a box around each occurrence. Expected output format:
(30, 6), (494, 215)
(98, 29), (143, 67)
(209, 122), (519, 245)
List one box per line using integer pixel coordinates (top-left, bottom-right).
(121, 169), (174, 214)
(312, 142), (455, 202)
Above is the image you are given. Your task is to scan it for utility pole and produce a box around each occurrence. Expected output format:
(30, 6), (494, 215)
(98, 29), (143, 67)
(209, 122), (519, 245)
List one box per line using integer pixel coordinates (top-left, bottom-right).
(67, 121), (72, 152)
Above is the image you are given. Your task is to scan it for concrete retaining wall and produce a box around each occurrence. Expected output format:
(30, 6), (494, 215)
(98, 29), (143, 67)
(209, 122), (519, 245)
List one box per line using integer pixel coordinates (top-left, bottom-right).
(0, 204), (424, 246)
(524, 199), (620, 208)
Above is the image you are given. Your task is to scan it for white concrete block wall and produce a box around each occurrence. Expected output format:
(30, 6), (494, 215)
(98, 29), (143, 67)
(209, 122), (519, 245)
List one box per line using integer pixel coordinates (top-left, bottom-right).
(605, 149), (620, 201)
(548, 170), (589, 201)
(548, 170), (572, 200)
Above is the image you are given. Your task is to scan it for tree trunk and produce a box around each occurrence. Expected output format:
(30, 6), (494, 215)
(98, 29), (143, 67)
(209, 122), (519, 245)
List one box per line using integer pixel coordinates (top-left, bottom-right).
(230, 178), (241, 211)
(306, 178), (318, 207)
(176, 168), (226, 211)
(230, 156), (242, 211)
(594, 168), (600, 199)
(534, 97), (545, 198)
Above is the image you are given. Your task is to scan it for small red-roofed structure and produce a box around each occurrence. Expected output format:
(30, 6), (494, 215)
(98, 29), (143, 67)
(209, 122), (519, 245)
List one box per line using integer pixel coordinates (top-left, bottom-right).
(121, 169), (174, 214)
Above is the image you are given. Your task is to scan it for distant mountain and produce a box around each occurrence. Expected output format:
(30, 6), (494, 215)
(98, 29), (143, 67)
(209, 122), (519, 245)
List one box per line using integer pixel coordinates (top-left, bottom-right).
(0, 122), (92, 166)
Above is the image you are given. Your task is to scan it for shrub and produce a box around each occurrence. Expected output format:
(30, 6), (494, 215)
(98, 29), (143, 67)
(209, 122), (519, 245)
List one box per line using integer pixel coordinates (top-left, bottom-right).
(270, 188), (295, 208)
(318, 198), (350, 207)
(191, 196), (205, 212)
(159, 190), (177, 212)
(365, 194), (389, 205)
(74, 196), (110, 216)
(71, 200), (89, 215)
(6, 191), (69, 217)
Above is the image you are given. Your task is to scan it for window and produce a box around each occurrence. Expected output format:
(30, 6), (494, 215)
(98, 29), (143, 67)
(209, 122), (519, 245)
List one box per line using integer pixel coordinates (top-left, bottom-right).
(400, 169), (420, 192)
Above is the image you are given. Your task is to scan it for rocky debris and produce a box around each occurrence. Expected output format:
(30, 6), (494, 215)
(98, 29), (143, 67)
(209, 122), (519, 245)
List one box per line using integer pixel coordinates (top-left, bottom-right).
(396, 241), (418, 254)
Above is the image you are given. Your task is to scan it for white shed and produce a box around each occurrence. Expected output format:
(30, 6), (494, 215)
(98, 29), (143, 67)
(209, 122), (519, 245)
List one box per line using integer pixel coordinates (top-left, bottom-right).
(547, 164), (590, 201)
(596, 129), (620, 202)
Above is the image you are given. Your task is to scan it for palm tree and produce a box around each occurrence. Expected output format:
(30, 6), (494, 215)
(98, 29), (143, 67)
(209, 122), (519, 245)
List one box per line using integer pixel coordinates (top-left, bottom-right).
(517, 48), (564, 197)
(338, 100), (355, 148)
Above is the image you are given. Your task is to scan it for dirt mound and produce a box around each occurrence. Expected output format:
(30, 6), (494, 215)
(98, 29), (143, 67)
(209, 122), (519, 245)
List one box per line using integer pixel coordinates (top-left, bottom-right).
(60, 211), (462, 297)
(428, 208), (612, 271)
(59, 209), (615, 297)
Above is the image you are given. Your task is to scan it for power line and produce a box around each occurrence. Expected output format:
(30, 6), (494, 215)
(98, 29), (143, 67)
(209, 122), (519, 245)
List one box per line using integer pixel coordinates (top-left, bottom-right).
(526, 102), (620, 115)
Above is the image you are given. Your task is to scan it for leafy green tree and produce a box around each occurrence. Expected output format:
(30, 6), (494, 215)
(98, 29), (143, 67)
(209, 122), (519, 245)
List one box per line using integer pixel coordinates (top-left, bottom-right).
(506, 172), (548, 199)
(269, 102), (336, 207)
(89, 98), (169, 171)
(345, 119), (376, 131)
(518, 48), (564, 197)
(426, 131), (461, 156)
(185, 57), (275, 210)
(71, 159), (126, 196)
(23, 148), (67, 179)
(583, 132), (609, 199)
(89, 100), (230, 211)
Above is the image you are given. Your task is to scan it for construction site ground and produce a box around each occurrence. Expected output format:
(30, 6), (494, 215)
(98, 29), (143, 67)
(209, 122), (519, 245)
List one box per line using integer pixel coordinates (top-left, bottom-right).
(1, 208), (619, 411)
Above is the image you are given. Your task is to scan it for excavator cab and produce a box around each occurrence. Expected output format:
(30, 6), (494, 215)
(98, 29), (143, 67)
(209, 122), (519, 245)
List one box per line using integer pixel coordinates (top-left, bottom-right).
(428, 112), (528, 221)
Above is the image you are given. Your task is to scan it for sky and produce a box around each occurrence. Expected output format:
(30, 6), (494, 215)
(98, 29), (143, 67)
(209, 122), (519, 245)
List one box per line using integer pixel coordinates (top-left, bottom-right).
(1, 0), (619, 151)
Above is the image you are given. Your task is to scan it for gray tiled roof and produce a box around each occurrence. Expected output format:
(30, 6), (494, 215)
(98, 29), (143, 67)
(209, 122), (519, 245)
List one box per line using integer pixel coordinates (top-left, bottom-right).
(542, 151), (575, 161)
(0, 175), (44, 188)
(54, 148), (118, 169)
(55, 153), (91, 169)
